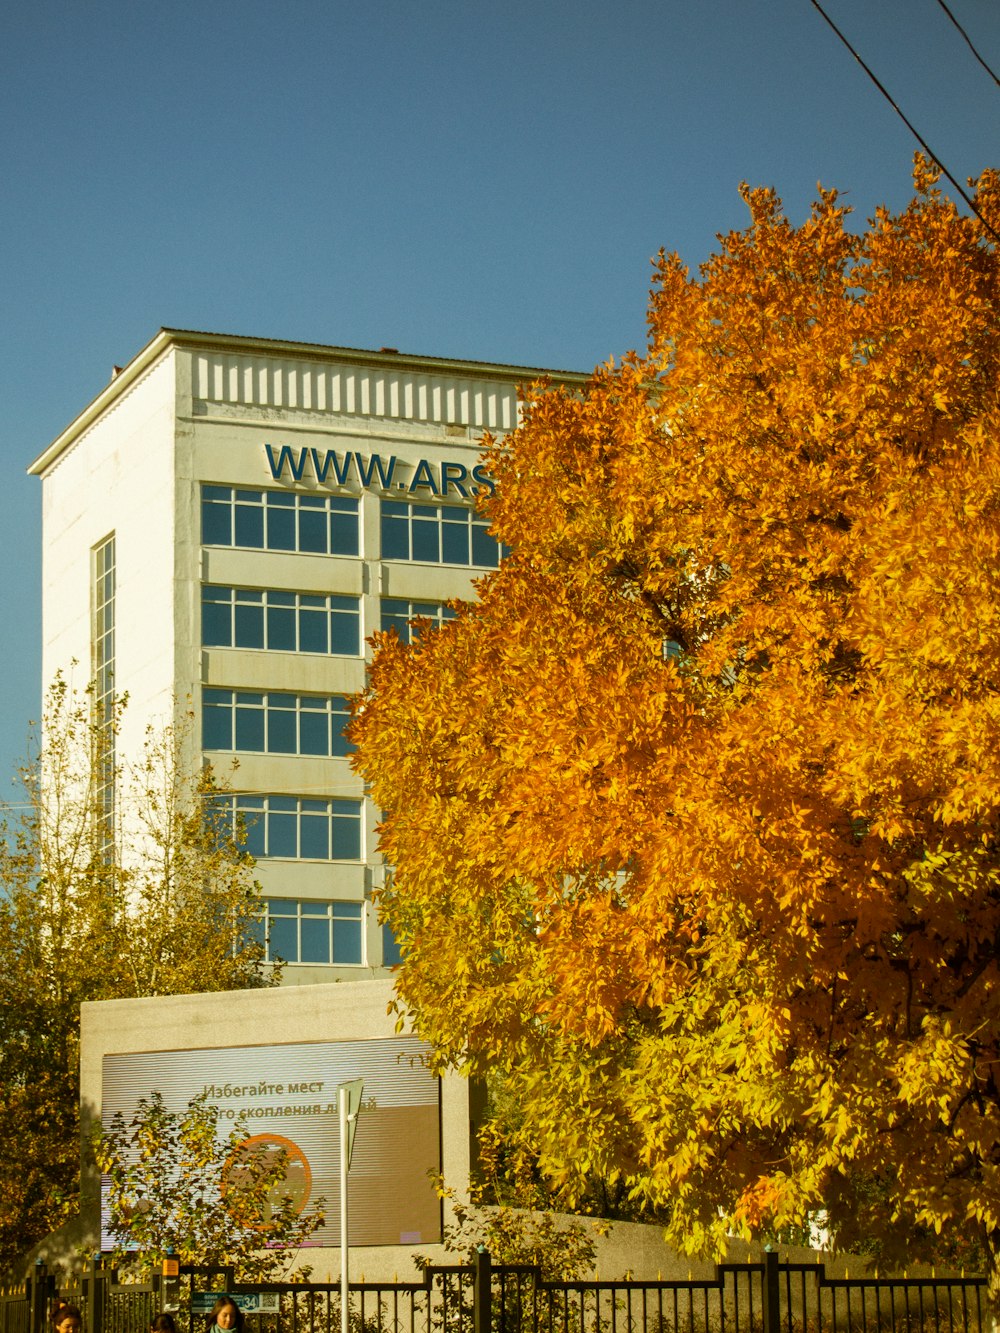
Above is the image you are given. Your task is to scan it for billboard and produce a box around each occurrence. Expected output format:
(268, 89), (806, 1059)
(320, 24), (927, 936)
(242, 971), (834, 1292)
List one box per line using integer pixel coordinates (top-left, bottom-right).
(101, 1035), (441, 1249)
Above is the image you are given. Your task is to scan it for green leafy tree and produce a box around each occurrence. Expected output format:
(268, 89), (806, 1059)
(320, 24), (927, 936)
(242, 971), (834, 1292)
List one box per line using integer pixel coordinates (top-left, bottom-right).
(94, 1091), (323, 1280)
(0, 677), (273, 1274)
(419, 1178), (598, 1283)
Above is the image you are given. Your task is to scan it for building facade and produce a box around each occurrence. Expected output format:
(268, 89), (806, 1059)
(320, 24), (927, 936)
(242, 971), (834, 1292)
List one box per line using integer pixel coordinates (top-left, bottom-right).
(30, 329), (583, 984)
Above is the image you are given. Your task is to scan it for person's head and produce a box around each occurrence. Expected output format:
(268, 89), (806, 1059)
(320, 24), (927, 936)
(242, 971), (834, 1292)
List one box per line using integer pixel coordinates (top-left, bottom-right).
(151, 1317), (177, 1333)
(206, 1300), (243, 1333)
(53, 1305), (82, 1333)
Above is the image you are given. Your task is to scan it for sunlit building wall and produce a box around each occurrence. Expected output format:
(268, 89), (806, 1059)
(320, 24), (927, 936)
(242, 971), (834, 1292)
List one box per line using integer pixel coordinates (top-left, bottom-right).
(30, 329), (583, 983)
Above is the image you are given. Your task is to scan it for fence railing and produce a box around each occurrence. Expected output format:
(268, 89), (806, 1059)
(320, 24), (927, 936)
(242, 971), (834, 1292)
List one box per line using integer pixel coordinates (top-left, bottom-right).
(0, 1251), (988, 1333)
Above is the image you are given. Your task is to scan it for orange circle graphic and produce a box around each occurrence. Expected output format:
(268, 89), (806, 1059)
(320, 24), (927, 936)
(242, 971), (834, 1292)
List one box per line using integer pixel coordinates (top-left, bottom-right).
(222, 1133), (312, 1230)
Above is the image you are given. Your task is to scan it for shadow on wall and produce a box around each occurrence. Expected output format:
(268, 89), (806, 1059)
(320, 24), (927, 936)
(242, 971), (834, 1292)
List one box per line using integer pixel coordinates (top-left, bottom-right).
(19, 1208), (969, 1284)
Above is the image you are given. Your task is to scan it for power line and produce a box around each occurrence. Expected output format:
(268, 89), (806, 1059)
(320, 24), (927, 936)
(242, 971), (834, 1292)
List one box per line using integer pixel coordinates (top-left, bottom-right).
(808, 0), (1000, 244)
(934, 0), (1000, 90)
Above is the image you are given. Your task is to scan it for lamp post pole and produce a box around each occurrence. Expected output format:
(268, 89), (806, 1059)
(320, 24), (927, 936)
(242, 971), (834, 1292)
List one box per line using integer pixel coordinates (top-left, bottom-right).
(338, 1079), (364, 1333)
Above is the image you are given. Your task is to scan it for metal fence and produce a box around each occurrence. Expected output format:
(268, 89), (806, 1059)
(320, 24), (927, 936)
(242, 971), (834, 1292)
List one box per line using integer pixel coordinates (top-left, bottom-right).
(1, 1252), (988, 1333)
(776, 1261), (987, 1333)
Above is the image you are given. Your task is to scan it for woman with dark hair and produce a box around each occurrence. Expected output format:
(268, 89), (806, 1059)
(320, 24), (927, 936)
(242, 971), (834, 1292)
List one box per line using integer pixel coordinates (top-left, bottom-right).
(151, 1317), (177, 1333)
(52, 1306), (82, 1333)
(204, 1298), (244, 1333)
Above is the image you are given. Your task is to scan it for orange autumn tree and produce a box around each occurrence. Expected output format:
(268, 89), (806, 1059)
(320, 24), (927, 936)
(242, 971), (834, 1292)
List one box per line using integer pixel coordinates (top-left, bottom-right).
(352, 160), (1000, 1275)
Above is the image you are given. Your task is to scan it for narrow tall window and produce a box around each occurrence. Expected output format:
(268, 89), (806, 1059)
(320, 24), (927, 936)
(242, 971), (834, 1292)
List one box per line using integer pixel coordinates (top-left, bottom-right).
(92, 535), (116, 850)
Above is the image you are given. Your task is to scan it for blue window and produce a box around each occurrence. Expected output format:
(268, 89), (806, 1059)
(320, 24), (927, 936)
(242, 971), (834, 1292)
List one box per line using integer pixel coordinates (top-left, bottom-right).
(203, 691), (354, 758)
(202, 485), (360, 557)
(382, 920), (404, 967)
(380, 598), (458, 645)
(202, 587), (361, 656)
(215, 794), (363, 860)
(235, 696), (265, 751)
(380, 500), (506, 567)
(264, 899), (364, 966)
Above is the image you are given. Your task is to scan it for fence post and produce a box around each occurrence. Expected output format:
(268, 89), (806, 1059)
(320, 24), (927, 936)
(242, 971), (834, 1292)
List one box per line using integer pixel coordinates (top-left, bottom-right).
(762, 1249), (780, 1333)
(159, 1251), (180, 1313)
(29, 1260), (48, 1333)
(474, 1247), (492, 1333)
(84, 1256), (103, 1333)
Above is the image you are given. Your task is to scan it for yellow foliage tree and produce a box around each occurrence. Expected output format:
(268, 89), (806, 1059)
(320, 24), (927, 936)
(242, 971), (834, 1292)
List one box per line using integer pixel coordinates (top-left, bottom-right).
(353, 161), (1000, 1284)
(0, 678), (273, 1274)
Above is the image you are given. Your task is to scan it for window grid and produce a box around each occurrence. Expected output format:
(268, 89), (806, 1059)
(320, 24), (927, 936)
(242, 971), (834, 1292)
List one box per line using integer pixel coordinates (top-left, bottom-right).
(380, 598), (458, 645)
(380, 499), (506, 568)
(203, 689), (354, 757)
(218, 794), (363, 861)
(262, 898), (365, 966)
(202, 586), (361, 656)
(202, 484), (360, 557)
(92, 536), (116, 850)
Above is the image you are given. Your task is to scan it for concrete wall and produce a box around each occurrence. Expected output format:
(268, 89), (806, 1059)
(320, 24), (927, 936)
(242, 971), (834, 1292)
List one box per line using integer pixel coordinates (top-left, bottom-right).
(38, 352), (180, 763)
(65, 980), (472, 1281)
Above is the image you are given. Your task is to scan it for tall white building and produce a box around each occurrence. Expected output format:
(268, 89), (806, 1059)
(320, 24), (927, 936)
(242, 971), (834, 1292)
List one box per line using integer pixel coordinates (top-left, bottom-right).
(30, 328), (583, 984)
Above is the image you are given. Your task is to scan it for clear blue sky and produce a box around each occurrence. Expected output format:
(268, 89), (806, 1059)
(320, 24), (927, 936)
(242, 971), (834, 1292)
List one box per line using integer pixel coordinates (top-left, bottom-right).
(1, 0), (998, 787)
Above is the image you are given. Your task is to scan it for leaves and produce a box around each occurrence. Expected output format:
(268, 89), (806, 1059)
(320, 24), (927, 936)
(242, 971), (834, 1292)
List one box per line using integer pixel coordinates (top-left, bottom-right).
(94, 1091), (324, 1279)
(417, 1177), (598, 1282)
(352, 160), (1000, 1272)
(0, 679), (275, 1274)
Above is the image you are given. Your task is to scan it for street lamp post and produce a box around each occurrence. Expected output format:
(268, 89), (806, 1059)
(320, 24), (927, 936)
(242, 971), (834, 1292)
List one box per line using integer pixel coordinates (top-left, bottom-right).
(337, 1079), (364, 1333)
